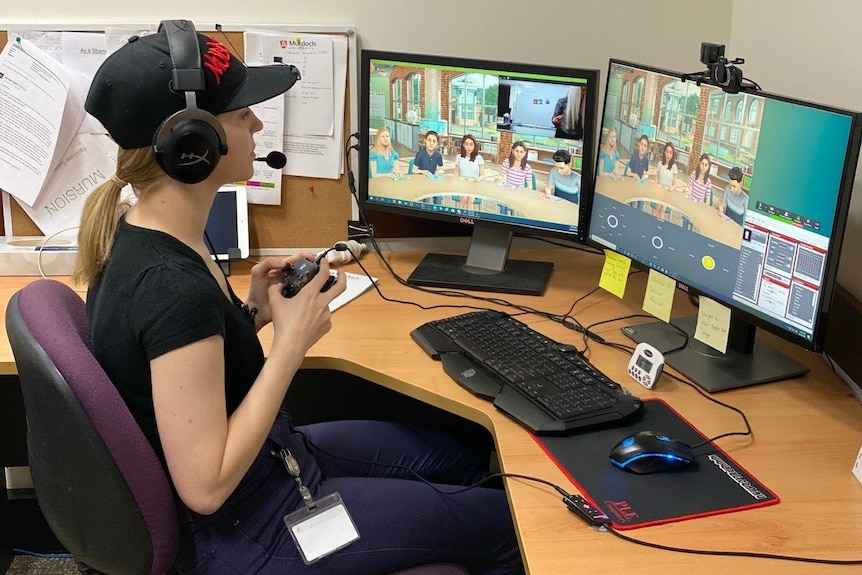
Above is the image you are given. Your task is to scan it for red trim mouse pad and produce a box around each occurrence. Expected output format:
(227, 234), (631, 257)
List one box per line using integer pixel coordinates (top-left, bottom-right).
(531, 398), (779, 529)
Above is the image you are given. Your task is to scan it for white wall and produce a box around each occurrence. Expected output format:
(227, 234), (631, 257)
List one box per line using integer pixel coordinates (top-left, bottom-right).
(3, 0), (733, 81)
(730, 1), (862, 300)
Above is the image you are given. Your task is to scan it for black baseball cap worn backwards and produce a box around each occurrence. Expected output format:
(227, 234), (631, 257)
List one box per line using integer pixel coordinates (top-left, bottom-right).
(85, 21), (300, 149)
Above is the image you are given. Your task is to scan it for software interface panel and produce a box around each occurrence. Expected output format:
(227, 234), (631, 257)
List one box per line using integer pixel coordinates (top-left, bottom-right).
(590, 61), (854, 343)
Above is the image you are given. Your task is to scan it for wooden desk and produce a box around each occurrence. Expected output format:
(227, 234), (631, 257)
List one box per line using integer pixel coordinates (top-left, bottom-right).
(1, 249), (861, 573)
(596, 175), (743, 250)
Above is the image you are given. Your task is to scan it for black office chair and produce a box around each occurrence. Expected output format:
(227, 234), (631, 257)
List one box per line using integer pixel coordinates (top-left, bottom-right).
(6, 279), (468, 575)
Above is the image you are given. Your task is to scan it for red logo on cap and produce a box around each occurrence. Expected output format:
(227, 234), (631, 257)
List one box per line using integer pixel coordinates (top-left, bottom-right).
(203, 40), (231, 85)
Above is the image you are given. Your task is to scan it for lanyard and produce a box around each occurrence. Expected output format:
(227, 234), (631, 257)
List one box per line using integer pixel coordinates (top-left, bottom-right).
(274, 448), (314, 508)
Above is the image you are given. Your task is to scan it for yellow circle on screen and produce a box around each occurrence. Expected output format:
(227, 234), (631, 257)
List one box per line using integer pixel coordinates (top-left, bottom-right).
(702, 255), (716, 270)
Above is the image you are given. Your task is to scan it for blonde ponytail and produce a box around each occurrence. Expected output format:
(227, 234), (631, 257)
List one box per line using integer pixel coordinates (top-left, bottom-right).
(72, 146), (167, 286)
(72, 180), (130, 285)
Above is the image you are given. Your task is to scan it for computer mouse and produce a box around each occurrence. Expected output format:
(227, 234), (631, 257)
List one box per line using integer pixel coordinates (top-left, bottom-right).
(609, 430), (697, 474)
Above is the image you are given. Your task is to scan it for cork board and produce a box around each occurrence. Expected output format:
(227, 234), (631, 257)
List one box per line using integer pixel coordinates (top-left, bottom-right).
(0, 27), (354, 249)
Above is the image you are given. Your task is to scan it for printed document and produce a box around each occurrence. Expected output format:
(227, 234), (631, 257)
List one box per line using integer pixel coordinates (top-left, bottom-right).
(0, 38), (75, 207)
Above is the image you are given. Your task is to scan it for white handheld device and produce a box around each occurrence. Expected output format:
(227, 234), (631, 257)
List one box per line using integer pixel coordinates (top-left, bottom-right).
(627, 342), (665, 389)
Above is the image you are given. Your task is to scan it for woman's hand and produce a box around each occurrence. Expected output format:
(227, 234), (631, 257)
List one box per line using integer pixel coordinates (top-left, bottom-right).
(267, 257), (347, 356)
(245, 253), (315, 331)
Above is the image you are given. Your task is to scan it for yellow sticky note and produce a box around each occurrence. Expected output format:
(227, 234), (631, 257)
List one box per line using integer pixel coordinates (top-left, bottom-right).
(643, 269), (676, 323)
(694, 296), (731, 354)
(599, 250), (631, 299)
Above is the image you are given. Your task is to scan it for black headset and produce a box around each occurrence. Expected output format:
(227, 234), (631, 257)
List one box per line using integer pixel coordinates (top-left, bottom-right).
(153, 20), (228, 184)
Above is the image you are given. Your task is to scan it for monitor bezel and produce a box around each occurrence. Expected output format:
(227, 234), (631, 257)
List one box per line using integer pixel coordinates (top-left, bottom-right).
(359, 49), (601, 244)
(588, 58), (862, 352)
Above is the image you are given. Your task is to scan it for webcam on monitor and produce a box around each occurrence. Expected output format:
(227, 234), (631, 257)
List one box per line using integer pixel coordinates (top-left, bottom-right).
(684, 42), (753, 95)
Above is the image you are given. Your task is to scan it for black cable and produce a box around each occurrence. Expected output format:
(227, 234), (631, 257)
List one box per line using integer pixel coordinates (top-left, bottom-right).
(342, 140), (605, 326)
(343, 160), (749, 448)
(605, 527), (862, 565)
(337, 153), (847, 563)
(742, 77), (763, 92)
(341, 152), (602, 324)
(579, 311), (753, 448)
(659, 369), (753, 448)
(202, 230), (222, 265)
(302, 428), (859, 565)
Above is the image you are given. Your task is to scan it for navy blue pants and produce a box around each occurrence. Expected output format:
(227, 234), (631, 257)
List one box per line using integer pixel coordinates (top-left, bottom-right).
(173, 413), (525, 575)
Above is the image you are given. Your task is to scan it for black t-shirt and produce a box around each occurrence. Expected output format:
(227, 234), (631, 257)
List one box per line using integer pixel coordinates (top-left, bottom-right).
(87, 219), (265, 460)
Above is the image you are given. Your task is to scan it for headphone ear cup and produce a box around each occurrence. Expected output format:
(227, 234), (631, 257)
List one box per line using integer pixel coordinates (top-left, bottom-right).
(153, 110), (227, 184)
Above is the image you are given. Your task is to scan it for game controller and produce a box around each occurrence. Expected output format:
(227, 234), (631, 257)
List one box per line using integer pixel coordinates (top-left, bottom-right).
(281, 259), (337, 298)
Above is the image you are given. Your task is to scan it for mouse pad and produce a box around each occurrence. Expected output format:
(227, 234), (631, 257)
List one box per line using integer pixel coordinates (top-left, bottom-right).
(532, 398), (779, 529)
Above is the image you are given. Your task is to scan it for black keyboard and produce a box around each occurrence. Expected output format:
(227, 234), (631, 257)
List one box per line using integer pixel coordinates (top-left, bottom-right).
(411, 310), (643, 434)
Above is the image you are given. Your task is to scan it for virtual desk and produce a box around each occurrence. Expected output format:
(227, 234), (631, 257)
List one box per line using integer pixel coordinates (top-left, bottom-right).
(370, 174), (579, 228)
(0, 249), (860, 574)
(596, 175), (743, 250)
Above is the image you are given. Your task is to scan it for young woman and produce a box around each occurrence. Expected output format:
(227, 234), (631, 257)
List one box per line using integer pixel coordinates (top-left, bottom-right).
(598, 128), (620, 175)
(687, 153), (713, 203)
(76, 21), (523, 575)
(499, 141), (533, 188)
(369, 127), (400, 177)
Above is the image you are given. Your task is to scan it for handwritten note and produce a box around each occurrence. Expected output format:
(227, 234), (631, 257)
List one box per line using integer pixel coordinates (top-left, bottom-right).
(252, 33), (334, 137)
(642, 269), (676, 323)
(694, 296), (731, 354)
(246, 30), (347, 179)
(599, 250), (631, 299)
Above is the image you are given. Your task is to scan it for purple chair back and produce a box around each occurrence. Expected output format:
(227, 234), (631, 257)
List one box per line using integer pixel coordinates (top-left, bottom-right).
(6, 279), (177, 575)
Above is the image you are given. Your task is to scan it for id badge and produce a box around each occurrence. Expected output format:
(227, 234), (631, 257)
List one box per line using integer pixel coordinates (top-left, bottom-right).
(284, 492), (360, 564)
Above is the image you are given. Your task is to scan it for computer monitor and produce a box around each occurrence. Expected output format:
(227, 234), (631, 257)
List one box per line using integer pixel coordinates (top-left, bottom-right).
(589, 59), (862, 392)
(359, 50), (599, 295)
(205, 184), (249, 262)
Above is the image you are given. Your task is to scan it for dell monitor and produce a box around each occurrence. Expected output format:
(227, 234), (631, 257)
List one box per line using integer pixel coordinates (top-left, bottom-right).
(359, 50), (599, 295)
(589, 59), (862, 392)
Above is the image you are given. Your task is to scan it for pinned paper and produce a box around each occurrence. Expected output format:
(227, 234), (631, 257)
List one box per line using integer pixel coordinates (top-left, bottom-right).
(694, 296), (731, 354)
(643, 269), (676, 323)
(599, 250), (631, 299)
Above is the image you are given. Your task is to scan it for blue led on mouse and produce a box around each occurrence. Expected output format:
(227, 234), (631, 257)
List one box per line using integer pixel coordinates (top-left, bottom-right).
(609, 430), (697, 474)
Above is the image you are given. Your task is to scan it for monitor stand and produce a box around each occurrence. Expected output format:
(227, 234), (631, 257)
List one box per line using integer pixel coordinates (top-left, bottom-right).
(621, 316), (809, 393)
(406, 225), (553, 296)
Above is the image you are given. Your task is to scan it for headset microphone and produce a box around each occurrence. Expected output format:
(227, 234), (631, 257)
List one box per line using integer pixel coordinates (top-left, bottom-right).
(255, 151), (287, 169)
